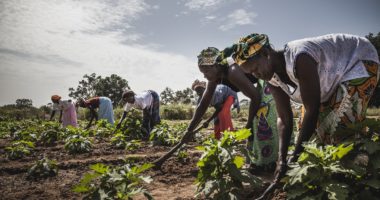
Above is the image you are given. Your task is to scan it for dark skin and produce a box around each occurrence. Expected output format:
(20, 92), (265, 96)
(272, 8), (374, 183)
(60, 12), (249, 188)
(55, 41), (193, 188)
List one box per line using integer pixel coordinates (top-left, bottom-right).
(240, 47), (320, 199)
(49, 99), (63, 123)
(115, 94), (135, 130)
(78, 100), (99, 129)
(184, 63), (261, 142)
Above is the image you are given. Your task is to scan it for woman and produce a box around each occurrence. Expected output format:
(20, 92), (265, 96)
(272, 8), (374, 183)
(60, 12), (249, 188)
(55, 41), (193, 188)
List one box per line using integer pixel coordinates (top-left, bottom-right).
(50, 95), (78, 127)
(192, 80), (239, 139)
(116, 89), (161, 136)
(77, 96), (115, 129)
(184, 47), (279, 169)
(230, 33), (379, 183)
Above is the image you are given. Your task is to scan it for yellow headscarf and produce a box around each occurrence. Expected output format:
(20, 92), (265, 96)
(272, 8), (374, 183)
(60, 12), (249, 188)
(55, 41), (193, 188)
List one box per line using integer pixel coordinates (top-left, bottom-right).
(232, 33), (269, 65)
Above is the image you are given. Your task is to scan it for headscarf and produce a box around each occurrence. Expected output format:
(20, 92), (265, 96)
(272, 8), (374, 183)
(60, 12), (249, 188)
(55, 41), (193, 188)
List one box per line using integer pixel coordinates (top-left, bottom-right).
(197, 47), (220, 66)
(51, 95), (61, 102)
(191, 79), (207, 90)
(222, 33), (269, 65)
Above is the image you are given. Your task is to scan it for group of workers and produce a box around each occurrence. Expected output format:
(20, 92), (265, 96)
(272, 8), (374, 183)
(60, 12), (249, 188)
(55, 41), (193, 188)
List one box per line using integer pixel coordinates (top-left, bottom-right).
(50, 33), (379, 196)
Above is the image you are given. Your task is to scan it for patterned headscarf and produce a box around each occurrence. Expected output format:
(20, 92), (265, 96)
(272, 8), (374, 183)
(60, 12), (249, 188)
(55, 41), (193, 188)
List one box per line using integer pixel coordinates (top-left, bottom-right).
(51, 95), (61, 102)
(191, 79), (207, 90)
(197, 47), (220, 66)
(222, 33), (269, 65)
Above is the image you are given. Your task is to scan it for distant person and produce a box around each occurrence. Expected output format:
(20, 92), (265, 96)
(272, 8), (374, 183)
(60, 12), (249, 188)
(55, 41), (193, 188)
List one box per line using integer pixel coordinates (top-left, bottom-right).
(76, 96), (115, 129)
(192, 80), (239, 139)
(229, 33), (379, 197)
(116, 89), (161, 136)
(50, 95), (77, 127)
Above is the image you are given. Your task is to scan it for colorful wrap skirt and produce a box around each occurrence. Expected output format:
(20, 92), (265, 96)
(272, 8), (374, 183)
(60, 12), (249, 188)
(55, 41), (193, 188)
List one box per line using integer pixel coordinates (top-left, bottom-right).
(250, 80), (279, 167)
(98, 97), (115, 125)
(314, 60), (380, 144)
(297, 61), (379, 144)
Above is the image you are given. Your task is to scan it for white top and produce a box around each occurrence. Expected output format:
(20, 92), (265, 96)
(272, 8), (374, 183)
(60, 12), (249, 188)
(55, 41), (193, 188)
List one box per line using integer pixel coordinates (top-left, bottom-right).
(269, 33), (379, 103)
(123, 91), (153, 111)
(52, 100), (73, 111)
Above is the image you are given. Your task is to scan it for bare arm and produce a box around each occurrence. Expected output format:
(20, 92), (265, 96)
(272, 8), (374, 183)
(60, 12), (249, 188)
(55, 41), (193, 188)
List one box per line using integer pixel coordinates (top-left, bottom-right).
(50, 110), (56, 121)
(269, 84), (293, 167)
(116, 111), (128, 129)
(291, 53), (320, 160)
(86, 108), (97, 129)
(187, 81), (217, 132)
(227, 64), (261, 130)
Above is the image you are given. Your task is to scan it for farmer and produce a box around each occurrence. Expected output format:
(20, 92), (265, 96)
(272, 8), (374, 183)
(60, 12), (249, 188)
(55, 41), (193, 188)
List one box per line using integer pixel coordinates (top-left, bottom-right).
(116, 89), (161, 136)
(184, 47), (279, 170)
(192, 79), (240, 139)
(49, 95), (78, 127)
(229, 33), (379, 193)
(76, 96), (115, 129)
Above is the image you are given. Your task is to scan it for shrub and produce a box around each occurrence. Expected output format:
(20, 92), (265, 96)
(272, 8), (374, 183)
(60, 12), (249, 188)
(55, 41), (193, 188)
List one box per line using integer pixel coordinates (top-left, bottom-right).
(195, 129), (262, 199)
(27, 157), (58, 179)
(73, 163), (153, 200)
(64, 135), (92, 154)
(5, 140), (35, 160)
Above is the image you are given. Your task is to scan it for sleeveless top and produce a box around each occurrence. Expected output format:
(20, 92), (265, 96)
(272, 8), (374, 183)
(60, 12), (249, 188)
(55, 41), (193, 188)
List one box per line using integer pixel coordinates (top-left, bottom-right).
(269, 33), (379, 103)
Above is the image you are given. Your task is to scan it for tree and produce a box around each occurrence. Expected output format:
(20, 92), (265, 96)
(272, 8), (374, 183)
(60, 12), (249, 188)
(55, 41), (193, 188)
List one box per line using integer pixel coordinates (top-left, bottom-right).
(160, 87), (175, 105)
(69, 73), (129, 106)
(15, 99), (33, 108)
(366, 32), (380, 107)
(174, 88), (195, 104)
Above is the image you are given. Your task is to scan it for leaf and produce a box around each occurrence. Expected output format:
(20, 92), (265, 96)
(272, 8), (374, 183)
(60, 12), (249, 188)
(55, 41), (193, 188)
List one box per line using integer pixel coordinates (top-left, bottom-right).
(325, 182), (349, 200)
(233, 129), (251, 141)
(360, 177), (380, 189)
(333, 143), (354, 160)
(72, 185), (90, 193)
(233, 156), (245, 169)
(285, 185), (309, 200)
(90, 163), (109, 174)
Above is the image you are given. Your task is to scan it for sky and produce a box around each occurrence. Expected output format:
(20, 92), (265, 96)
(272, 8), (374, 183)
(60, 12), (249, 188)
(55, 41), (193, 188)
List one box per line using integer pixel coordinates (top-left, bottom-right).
(0, 0), (379, 107)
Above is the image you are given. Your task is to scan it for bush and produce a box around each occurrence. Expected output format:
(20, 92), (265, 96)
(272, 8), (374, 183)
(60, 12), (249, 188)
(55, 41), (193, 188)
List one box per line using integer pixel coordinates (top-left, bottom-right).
(27, 157), (58, 179)
(160, 104), (194, 120)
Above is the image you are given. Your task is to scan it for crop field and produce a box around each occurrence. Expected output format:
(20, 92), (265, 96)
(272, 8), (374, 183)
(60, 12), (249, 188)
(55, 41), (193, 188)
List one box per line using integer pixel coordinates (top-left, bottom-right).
(0, 111), (286, 200)
(0, 108), (379, 200)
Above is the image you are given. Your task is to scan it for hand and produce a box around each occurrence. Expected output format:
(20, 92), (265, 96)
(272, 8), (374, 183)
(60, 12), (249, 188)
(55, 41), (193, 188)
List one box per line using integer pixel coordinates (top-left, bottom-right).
(274, 161), (288, 183)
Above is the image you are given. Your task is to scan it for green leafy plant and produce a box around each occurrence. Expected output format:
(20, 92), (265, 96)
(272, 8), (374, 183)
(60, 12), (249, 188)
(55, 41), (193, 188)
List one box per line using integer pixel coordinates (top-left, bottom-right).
(284, 118), (380, 200)
(175, 148), (189, 164)
(95, 119), (113, 138)
(27, 157), (58, 179)
(73, 163), (154, 200)
(118, 109), (145, 140)
(125, 140), (141, 151)
(111, 133), (128, 149)
(149, 122), (183, 146)
(64, 135), (92, 154)
(5, 140), (35, 160)
(195, 129), (262, 199)
(38, 129), (60, 146)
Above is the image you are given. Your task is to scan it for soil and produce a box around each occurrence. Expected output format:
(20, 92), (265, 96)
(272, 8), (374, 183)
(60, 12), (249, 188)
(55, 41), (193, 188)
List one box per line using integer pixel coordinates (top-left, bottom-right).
(0, 135), (286, 200)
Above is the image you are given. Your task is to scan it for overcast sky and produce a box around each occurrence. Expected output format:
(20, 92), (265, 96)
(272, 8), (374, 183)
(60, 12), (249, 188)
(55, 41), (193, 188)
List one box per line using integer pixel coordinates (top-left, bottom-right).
(1, 0), (379, 107)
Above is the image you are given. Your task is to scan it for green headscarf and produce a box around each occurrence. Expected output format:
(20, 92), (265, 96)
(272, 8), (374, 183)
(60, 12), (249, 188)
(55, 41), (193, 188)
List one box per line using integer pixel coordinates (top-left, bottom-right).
(220, 33), (269, 66)
(197, 47), (220, 66)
